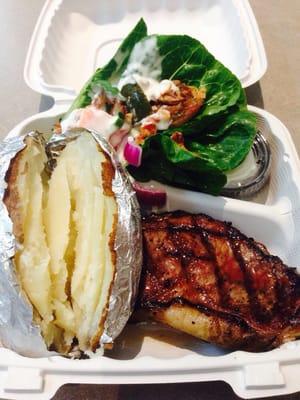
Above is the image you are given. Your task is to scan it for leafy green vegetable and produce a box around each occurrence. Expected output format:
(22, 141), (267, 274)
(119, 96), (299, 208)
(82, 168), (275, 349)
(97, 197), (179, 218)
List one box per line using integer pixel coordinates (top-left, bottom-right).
(127, 133), (227, 195)
(186, 111), (257, 171)
(135, 33), (257, 188)
(64, 19), (257, 195)
(66, 19), (147, 115)
(115, 112), (125, 128)
(91, 80), (119, 97)
(132, 111), (257, 185)
(155, 34), (248, 135)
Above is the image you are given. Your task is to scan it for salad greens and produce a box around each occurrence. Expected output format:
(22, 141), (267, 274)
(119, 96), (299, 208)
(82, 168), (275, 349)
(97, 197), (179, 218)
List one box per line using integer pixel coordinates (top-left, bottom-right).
(127, 134), (227, 195)
(65, 19), (257, 195)
(67, 19), (147, 114)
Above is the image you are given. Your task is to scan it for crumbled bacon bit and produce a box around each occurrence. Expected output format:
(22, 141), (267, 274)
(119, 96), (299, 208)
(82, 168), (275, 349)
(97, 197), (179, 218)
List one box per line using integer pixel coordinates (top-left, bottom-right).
(171, 131), (185, 147)
(136, 123), (157, 145)
(142, 123), (157, 134)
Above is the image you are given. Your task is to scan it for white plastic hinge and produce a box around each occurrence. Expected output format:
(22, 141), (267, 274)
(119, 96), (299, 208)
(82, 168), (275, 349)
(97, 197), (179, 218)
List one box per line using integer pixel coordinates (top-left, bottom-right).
(244, 362), (285, 389)
(4, 366), (43, 392)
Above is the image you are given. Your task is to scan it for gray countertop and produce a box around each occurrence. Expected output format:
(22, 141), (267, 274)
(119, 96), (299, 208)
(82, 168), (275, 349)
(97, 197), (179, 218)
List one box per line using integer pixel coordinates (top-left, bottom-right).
(0, 0), (299, 399)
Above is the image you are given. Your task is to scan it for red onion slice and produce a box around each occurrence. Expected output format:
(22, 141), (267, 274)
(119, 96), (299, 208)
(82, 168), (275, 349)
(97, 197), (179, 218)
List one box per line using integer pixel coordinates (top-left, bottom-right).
(124, 138), (142, 167)
(133, 182), (167, 207)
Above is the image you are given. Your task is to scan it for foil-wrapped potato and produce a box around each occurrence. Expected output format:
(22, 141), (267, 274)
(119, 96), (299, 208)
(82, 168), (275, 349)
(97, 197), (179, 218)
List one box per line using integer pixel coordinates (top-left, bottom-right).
(3, 131), (141, 355)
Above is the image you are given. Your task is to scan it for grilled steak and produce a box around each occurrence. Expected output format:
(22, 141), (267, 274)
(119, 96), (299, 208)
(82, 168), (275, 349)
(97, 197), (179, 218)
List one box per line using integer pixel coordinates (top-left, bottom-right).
(138, 212), (300, 351)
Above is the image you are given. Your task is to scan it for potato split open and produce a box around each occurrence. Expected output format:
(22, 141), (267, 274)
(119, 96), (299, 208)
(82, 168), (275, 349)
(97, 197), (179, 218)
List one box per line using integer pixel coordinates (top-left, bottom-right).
(4, 133), (117, 353)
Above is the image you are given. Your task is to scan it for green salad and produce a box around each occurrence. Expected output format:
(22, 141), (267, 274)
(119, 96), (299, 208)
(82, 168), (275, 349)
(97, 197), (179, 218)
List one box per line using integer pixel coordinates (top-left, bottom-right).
(61, 19), (257, 195)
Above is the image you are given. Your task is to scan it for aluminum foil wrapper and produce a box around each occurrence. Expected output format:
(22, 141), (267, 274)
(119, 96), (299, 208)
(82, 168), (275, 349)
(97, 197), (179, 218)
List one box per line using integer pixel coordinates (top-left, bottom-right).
(0, 132), (54, 357)
(0, 129), (142, 357)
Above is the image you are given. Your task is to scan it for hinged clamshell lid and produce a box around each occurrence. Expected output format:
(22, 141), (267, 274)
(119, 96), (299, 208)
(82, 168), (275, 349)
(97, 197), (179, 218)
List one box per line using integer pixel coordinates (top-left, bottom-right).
(24, 0), (267, 104)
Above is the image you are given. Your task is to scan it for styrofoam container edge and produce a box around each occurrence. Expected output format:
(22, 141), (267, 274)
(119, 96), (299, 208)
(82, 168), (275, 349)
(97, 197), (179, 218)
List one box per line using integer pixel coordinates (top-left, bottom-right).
(24, 0), (267, 102)
(1, 103), (300, 399)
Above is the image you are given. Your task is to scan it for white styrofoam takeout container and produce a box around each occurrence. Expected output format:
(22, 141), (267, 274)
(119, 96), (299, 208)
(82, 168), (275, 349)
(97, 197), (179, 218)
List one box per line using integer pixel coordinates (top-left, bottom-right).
(2, 1), (300, 399)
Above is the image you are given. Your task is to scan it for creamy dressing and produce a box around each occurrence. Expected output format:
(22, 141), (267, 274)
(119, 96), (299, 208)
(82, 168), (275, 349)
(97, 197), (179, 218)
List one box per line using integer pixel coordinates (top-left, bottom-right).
(117, 36), (178, 102)
(61, 106), (121, 140)
(62, 37), (173, 157)
(226, 150), (259, 187)
(78, 107), (120, 138)
(134, 75), (179, 102)
(141, 108), (171, 131)
(60, 109), (82, 134)
(118, 36), (163, 90)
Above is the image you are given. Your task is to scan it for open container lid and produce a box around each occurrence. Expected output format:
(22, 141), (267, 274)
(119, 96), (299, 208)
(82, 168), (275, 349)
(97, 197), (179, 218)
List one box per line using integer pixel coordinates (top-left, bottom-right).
(24, 0), (267, 103)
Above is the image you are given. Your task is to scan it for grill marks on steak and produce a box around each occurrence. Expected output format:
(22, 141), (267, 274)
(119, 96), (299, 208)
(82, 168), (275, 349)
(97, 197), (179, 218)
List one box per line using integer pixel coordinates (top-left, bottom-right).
(139, 212), (300, 351)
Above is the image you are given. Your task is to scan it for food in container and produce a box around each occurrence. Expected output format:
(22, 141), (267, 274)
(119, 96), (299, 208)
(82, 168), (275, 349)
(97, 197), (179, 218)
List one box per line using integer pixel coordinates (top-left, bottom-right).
(3, 0), (300, 397)
(0, 16), (271, 360)
(222, 132), (271, 198)
(1, 130), (142, 356)
(138, 211), (300, 351)
(57, 19), (269, 198)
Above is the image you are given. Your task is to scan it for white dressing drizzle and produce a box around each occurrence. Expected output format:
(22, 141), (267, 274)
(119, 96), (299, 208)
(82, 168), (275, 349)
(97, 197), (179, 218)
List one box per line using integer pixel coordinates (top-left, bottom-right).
(134, 75), (179, 102)
(118, 36), (163, 90)
(60, 109), (82, 134)
(117, 36), (178, 102)
(141, 108), (171, 130)
(61, 106), (121, 140)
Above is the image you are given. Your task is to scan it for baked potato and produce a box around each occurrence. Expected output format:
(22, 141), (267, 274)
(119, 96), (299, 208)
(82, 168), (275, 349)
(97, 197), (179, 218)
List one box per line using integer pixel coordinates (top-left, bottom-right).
(4, 132), (134, 354)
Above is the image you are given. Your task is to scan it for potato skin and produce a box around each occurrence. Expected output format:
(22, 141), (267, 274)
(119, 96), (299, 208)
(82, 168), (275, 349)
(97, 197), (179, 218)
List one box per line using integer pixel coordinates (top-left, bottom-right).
(3, 135), (120, 354)
(91, 154), (118, 352)
(4, 148), (26, 242)
(101, 153), (115, 197)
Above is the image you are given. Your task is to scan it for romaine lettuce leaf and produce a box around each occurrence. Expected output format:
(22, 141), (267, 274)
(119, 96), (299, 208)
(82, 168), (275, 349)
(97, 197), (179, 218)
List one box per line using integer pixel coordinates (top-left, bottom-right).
(66, 18), (147, 115)
(127, 133), (227, 195)
(65, 19), (257, 195)
(157, 35), (245, 122)
(186, 111), (257, 171)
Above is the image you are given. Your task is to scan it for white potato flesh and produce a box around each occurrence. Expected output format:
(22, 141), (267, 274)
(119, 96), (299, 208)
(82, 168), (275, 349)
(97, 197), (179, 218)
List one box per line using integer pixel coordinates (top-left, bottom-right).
(12, 140), (54, 345)
(10, 133), (117, 352)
